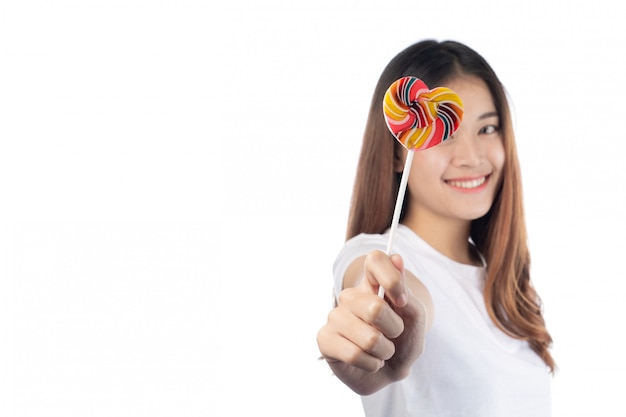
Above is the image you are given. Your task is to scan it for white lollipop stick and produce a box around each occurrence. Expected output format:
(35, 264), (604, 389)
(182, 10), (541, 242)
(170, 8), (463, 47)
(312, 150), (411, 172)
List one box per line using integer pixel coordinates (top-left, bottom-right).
(378, 76), (463, 299)
(378, 151), (414, 299)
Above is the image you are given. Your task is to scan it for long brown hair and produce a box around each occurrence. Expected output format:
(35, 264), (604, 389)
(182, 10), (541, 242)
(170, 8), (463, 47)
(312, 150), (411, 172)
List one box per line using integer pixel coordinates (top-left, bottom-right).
(346, 40), (555, 372)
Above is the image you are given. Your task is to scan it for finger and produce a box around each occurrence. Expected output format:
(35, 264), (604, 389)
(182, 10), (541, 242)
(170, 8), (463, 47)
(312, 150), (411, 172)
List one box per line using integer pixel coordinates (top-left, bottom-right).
(329, 302), (397, 360)
(362, 250), (408, 307)
(338, 289), (404, 339)
(317, 323), (385, 373)
(388, 254), (409, 307)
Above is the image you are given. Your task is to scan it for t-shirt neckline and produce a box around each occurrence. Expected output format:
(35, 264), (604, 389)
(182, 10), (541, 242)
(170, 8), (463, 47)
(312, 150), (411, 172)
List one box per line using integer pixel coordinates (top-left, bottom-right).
(394, 224), (487, 270)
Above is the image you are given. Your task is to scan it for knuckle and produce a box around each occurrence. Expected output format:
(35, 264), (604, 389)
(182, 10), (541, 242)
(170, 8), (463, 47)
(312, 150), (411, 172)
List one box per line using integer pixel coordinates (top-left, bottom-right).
(326, 307), (340, 323)
(343, 344), (363, 365)
(343, 347), (379, 373)
(336, 289), (349, 306)
(366, 298), (386, 321)
(336, 287), (357, 306)
(316, 327), (329, 350)
(365, 250), (387, 266)
(363, 330), (383, 352)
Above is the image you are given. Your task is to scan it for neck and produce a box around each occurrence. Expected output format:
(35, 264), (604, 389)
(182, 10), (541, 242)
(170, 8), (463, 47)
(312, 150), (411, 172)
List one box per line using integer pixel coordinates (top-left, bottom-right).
(402, 211), (479, 266)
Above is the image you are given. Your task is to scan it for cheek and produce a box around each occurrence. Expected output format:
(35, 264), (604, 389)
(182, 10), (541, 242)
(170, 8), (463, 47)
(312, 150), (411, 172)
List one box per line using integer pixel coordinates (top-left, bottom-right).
(410, 152), (447, 181)
(489, 139), (506, 171)
(407, 153), (447, 195)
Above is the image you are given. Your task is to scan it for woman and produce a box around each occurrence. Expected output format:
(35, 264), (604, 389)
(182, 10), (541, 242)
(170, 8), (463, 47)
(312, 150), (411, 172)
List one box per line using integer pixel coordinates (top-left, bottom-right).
(317, 40), (555, 416)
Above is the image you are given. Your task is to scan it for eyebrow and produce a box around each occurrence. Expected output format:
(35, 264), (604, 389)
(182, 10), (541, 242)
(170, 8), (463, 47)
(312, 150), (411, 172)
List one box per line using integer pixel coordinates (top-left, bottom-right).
(478, 111), (499, 120)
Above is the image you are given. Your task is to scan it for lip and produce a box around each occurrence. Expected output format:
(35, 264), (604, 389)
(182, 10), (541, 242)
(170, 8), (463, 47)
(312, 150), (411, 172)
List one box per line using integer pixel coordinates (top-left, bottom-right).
(444, 174), (491, 193)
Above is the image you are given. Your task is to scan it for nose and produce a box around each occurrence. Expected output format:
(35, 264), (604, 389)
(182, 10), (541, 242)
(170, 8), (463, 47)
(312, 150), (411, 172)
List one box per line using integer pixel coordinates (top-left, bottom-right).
(450, 129), (483, 167)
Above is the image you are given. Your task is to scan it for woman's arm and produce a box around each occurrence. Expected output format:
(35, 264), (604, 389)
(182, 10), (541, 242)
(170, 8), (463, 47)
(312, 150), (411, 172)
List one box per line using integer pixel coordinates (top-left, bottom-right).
(316, 250), (433, 395)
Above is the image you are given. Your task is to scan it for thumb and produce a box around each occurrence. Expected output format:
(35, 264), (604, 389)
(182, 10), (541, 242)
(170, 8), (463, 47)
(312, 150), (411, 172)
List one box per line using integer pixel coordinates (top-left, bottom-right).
(389, 253), (404, 274)
(388, 254), (408, 307)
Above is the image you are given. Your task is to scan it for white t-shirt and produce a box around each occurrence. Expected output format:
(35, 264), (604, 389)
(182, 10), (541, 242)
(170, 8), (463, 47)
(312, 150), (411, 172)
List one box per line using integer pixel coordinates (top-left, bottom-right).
(333, 225), (551, 417)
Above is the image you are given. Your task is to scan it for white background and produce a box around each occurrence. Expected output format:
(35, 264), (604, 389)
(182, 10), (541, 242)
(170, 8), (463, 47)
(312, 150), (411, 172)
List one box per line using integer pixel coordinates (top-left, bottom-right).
(1, 0), (625, 416)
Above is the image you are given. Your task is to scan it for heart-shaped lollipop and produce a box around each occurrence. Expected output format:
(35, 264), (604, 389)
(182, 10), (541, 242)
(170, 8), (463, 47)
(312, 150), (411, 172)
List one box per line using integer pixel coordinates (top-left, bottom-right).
(383, 76), (463, 150)
(378, 77), (464, 299)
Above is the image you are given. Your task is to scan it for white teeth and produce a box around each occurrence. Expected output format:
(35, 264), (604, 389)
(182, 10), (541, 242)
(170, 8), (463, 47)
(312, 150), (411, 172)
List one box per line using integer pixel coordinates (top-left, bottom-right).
(447, 177), (486, 189)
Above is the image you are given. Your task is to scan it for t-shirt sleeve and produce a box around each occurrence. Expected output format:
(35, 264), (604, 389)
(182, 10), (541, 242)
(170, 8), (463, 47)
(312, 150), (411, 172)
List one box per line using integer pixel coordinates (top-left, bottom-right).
(332, 233), (388, 301)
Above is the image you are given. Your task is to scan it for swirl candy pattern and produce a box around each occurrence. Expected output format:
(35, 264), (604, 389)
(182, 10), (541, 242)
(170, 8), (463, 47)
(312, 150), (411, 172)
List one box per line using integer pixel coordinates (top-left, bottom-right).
(383, 76), (464, 150)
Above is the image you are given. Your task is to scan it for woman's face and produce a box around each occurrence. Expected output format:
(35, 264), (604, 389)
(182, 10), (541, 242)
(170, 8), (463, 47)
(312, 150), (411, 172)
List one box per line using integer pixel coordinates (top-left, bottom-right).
(401, 75), (505, 226)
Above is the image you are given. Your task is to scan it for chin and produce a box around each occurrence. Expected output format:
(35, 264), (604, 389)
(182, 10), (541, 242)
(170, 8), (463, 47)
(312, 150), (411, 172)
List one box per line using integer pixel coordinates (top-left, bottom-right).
(462, 206), (492, 221)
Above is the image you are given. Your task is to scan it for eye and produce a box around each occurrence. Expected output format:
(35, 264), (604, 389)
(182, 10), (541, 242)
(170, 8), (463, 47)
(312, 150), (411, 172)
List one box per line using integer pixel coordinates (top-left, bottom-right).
(479, 125), (499, 135)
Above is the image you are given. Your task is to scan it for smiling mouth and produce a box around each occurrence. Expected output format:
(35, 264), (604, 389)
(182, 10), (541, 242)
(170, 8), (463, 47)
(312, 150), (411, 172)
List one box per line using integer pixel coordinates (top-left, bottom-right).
(445, 175), (489, 190)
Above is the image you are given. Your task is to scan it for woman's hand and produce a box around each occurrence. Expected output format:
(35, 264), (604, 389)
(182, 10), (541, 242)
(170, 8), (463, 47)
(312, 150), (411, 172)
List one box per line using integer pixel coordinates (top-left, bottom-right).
(316, 250), (432, 395)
